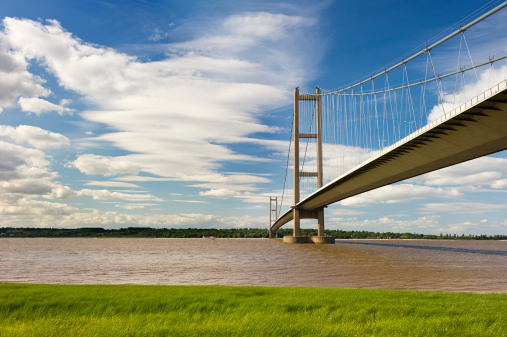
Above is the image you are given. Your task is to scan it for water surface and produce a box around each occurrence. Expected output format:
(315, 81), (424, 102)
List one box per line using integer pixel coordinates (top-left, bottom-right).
(0, 238), (505, 292)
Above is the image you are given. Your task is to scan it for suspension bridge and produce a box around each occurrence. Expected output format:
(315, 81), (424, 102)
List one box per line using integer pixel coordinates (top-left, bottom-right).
(269, 1), (507, 243)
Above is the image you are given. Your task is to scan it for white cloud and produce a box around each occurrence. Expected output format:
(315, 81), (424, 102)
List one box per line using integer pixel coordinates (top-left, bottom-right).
(409, 156), (507, 188)
(222, 12), (314, 40)
(0, 205), (268, 229)
(0, 141), (161, 205)
(85, 181), (142, 188)
(113, 175), (173, 182)
(39, 211), (266, 229)
(46, 185), (77, 199)
(0, 195), (76, 216)
(0, 125), (70, 149)
(339, 184), (461, 207)
(0, 32), (50, 112)
(427, 65), (507, 123)
(0, 141), (52, 180)
(187, 173), (271, 184)
(491, 179), (507, 189)
(330, 208), (366, 216)
(437, 220), (507, 235)
(199, 188), (242, 198)
(174, 200), (209, 204)
(0, 140), (80, 201)
(70, 154), (142, 176)
(78, 189), (162, 201)
(18, 97), (72, 115)
(419, 202), (506, 214)
(327, 215), (441, 233)
(1, 15), (314, 187)
(115, 204), (146, 210)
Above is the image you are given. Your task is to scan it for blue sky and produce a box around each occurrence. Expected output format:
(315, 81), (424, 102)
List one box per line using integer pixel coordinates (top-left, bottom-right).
(1, 0), (507, 235)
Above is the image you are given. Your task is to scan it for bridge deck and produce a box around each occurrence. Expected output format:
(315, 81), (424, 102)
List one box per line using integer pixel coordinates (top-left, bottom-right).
(272, 81), (507, 231)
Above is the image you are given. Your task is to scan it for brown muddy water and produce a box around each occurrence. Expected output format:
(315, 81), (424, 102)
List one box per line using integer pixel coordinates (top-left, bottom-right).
(0, 238), (506, 292)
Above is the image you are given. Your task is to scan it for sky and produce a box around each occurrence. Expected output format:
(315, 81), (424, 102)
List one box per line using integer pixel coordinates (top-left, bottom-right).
(1, 0), (507, 235)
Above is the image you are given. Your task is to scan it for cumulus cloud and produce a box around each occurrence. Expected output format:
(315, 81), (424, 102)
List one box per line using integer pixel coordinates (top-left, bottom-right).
(409, 156), (507, 188)
(327, 215), (441, 233)
(70, 154), (142, 176)
(419, 202), (506, 214)
(0, 141), (51, 180)
(0, 140), (160, 217)
(0, 210), (266, 229)
(18, 97), (72, 115)
(0, 195), (76, 216)
(327, 214), (506, 235)
(330, 209), (366, 216)
(0, 140), (79, 201)
(437, 219), (507, 235)
(339, 184), (461, 207)
(0, 32), (50, 113)
(0, 125), (70, 149)
(427, 64), (507, 123)
(46, 185), (78, 199)
(490, 179), (507, 189)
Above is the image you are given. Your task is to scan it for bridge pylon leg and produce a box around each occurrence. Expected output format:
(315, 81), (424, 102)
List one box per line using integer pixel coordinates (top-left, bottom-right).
(317, 208), (324, 237)
(293, 207), (300, 237)
(283, 207), (310, 243)
(310, 207), (334, 244)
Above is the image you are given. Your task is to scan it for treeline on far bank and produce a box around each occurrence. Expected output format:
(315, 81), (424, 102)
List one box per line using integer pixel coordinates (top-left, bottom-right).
(1, 227), (506, 240)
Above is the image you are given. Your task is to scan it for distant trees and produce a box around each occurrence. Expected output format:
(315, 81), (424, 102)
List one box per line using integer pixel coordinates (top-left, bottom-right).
(0, 227), (505, 240)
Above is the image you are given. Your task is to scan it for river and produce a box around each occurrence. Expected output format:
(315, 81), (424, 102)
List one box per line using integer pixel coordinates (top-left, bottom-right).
(0, 238), (505, 292)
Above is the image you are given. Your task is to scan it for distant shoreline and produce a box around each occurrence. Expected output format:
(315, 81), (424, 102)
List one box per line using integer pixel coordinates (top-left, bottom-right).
(1, 227), (506, 240)
(2, 237), (507, 241)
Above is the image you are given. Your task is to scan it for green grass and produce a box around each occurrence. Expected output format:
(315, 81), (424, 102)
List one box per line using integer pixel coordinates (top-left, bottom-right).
(1, 284), (506, 336)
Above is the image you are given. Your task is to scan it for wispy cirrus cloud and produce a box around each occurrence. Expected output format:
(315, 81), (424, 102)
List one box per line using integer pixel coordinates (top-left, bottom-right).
(1, 14), (314, 187)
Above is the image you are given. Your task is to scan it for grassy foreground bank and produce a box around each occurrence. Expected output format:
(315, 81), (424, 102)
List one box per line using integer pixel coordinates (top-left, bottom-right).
(1, 284), (506, 336)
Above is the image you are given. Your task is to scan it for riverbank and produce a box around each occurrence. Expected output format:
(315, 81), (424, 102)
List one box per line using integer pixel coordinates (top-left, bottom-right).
(1, 283), (506, 336)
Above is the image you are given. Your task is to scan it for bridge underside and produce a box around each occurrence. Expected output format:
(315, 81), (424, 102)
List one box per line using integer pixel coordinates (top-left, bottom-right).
(272, 85), (507, 232)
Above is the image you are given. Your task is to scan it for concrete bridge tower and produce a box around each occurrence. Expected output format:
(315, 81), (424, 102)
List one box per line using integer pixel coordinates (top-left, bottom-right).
(281, 87), (335, 244)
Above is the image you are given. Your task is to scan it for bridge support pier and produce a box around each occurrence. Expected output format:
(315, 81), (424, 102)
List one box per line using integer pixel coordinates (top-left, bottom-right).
(310, 236), (335, 244)
(283, 236), (311, 243)
(268, 229), (278, 239)
(282, 207), (334, 243)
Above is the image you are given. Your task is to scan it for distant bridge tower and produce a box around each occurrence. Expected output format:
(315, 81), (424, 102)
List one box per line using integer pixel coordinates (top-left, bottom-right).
(283, 87), (334, 244)
(269, 197), (278, 238)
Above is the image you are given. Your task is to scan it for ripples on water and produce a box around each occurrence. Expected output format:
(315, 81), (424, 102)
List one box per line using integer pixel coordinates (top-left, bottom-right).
(0, 238), (505, 292)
